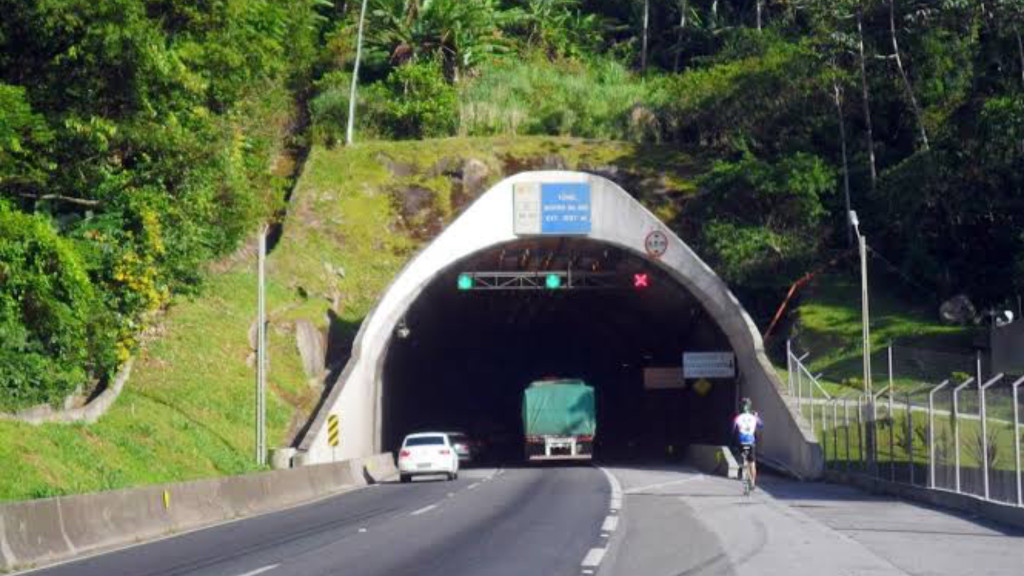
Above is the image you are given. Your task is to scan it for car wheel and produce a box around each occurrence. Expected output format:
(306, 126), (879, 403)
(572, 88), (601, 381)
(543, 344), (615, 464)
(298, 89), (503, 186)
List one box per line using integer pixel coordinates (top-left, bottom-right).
(400, 474), (411, 484)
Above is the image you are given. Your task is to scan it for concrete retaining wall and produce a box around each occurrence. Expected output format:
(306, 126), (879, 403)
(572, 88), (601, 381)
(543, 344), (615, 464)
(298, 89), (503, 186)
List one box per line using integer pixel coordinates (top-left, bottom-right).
(685, 444), (739, 479)
(0, 453), (397, 572)
(825, 471), (1024, 531)
(0, 359), (134, 425)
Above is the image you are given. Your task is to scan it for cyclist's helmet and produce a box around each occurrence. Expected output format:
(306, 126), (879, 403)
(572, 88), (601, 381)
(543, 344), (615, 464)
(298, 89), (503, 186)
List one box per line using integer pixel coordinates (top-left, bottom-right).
(740, 397), (753, 413)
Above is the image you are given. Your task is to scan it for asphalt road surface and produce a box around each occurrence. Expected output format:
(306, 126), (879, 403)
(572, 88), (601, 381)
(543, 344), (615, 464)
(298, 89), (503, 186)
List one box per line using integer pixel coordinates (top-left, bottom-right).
(17, 463), (1024, 576)
(19, 466), (609, 576)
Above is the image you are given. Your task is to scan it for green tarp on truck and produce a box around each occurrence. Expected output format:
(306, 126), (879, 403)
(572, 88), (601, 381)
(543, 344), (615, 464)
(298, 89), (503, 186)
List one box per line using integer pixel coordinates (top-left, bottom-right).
(522, 380), (597, 437)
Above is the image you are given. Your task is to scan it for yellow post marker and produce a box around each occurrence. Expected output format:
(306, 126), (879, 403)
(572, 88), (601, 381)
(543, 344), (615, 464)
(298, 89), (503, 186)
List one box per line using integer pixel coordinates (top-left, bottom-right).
(163, 490), (171, 510)
(327, 414), (340, 462)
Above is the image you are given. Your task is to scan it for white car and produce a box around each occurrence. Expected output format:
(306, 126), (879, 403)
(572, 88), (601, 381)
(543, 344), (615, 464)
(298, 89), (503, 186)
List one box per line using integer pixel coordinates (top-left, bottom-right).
(397, 432), (460, 483)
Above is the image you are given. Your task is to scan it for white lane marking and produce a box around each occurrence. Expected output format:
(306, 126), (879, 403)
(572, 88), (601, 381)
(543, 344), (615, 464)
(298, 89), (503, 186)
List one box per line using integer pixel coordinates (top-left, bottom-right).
(624, 474), (705, 495)
(609, 497), (622, 511)
(598, 467), (623, 501)
(235, 565), (280, 576)
(410, 504), (438, 516)
(581, 548), (606, 568)
(447, 492), (455, 498)
(582, 570), (595, 575)
(467, 482), (480, 490)
(601, 516), (619, 533)
(358, 528), (368, 533)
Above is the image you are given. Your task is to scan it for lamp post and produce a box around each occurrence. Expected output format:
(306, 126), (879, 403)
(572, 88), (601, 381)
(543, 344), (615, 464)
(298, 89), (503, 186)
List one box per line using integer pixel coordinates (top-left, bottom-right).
(850, 210), (875, 473)
(346, 0), (370, 146)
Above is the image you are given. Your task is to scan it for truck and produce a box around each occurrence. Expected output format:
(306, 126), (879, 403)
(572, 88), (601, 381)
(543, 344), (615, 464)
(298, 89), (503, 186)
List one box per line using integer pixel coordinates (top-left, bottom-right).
(522, 379), (596, 461)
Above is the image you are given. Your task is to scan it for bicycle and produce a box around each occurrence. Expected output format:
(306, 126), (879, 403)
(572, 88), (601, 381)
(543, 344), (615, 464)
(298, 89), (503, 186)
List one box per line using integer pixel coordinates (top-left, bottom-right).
(739, 445), (754, 496)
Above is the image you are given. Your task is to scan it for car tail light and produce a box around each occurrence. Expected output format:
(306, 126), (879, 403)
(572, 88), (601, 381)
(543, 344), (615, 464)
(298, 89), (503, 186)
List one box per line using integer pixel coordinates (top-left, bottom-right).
(439, 449), (450, 455)
(526, 435), (543, 443)
(578, 435), (593, 442)
(399, 449), (411, 458)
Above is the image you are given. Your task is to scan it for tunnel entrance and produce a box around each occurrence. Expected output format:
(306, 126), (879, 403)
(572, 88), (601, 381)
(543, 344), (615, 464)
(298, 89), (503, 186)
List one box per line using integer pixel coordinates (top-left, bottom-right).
(382, 238), (736, 462)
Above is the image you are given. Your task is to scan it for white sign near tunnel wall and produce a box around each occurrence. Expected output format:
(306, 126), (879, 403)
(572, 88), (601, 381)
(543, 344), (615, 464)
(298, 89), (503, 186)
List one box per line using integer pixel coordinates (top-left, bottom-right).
(513, 182), (592, 235)
(683, 352), (736, 379)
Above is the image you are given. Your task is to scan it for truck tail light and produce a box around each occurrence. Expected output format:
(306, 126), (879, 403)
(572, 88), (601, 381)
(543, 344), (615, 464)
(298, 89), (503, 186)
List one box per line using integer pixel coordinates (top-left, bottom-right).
(399, 449), (411, 458)
(578, 435), (593, 442)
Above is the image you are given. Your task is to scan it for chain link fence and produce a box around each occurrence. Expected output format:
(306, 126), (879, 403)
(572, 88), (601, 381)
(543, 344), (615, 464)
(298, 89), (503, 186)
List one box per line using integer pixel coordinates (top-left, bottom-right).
(786, 341), (1024, 508)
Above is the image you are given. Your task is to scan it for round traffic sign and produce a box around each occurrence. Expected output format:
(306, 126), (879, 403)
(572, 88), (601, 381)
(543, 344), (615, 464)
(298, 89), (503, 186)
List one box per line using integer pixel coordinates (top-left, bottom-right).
(644, 230), (668, 258)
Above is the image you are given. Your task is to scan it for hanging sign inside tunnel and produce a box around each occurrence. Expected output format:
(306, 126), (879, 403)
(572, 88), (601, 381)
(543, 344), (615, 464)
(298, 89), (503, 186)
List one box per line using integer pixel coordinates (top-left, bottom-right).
(513, 182), (592, 235)
(683, 352), (736, 379)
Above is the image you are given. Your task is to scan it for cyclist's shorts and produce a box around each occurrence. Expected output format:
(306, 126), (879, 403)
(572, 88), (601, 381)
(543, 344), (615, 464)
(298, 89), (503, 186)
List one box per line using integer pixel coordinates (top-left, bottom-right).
(740, 443), (757, 462)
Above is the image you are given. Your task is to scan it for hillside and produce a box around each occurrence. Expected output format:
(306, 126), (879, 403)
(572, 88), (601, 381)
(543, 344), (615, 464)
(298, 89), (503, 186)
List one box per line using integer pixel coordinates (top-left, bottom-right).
(0, 136), (704, 500)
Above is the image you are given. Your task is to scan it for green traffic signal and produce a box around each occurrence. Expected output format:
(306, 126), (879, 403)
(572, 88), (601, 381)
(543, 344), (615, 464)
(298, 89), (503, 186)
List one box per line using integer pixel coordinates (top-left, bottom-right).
(545, 274), (562, 289)
(457, 274), (473, 290)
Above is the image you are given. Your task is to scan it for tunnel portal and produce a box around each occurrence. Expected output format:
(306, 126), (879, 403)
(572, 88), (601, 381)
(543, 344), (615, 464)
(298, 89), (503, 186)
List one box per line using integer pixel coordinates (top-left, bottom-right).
(382, 238), (737, 461)
(297, 170), (820, 478)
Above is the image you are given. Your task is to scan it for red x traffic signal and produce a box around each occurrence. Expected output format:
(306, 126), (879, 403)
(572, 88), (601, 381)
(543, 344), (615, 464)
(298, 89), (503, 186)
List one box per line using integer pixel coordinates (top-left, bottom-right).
(633, 273), (649, 289)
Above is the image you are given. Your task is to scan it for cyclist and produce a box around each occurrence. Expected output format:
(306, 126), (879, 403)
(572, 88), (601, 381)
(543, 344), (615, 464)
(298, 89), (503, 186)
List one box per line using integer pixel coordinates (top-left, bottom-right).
(733, 397), (764, 491)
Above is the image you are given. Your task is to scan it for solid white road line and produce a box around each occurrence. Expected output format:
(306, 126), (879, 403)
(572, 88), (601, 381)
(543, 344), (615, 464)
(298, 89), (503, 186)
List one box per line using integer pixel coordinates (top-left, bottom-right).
(410, 504), (438, 516)
(235, 564), (280, 576)
(624, 474), (706, 495)
(601, 516), (619, 533)
(598, 467), (623, 500)
(581, 548), (606, 568)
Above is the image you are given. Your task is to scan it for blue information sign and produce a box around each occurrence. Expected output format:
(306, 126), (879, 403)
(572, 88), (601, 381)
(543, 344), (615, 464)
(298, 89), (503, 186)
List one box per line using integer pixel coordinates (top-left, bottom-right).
(540, 183), (591, 234)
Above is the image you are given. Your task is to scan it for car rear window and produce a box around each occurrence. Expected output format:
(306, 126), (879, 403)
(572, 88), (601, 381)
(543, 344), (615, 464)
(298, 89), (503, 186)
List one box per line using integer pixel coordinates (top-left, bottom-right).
(405, 436), (445, 446)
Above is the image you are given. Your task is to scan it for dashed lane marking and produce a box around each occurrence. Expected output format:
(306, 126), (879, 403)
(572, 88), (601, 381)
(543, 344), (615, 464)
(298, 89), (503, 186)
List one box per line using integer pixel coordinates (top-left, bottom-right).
(581, 548), (606, 568)
(410, 504), (438, 516)
(467, 482), (480, 490)
(235, 564), (280, 576)
(601, 516), (618, 533)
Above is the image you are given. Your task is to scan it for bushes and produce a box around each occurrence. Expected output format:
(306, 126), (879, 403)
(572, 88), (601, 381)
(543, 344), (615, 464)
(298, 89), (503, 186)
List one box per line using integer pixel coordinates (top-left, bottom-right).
(0, 0), (331, 409)
(313, 62), (458, 143)
(366, 62), (459, 139)
(0, 204), (117, 409)
(691, 152), (835, 286)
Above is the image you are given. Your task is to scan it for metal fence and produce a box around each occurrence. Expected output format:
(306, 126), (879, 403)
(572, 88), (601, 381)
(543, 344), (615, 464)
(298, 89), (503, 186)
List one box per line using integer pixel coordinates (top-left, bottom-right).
(786, 341), (1024, 508)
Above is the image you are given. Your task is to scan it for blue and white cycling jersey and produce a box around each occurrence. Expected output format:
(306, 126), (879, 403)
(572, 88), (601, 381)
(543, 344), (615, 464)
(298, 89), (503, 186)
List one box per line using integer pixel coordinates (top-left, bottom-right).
(733, 412), (763, 445)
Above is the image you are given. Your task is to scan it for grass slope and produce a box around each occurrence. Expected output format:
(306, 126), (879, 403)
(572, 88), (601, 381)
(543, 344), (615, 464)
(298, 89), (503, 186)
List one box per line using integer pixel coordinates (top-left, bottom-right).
(0, 137), (701, 501)
(788, 271), (979, 394)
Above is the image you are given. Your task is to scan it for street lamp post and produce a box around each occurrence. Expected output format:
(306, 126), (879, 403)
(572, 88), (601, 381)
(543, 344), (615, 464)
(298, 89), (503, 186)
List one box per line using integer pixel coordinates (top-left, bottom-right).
(850, 210), (875, 473)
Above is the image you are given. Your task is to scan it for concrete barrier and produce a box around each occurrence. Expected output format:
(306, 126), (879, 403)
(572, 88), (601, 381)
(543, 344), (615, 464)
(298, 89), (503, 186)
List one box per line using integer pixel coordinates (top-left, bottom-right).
(826, 471), (1024, 531)
(685, 444), (739, 479)
(0, 452), (396, 572)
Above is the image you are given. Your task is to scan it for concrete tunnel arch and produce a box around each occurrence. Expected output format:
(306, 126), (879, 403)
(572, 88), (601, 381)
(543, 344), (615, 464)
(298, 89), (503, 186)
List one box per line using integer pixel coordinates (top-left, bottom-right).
(295, 171), (823, 478)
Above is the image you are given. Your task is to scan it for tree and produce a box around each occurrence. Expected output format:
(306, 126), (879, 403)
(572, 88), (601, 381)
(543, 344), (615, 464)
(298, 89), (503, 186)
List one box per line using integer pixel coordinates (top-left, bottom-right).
(886, 0), (930, 150)
(368, 0), (511, 82)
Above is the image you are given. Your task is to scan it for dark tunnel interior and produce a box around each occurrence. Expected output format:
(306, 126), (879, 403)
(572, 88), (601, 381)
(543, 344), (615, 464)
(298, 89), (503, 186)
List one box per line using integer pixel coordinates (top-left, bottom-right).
(382, 238), (738, 463)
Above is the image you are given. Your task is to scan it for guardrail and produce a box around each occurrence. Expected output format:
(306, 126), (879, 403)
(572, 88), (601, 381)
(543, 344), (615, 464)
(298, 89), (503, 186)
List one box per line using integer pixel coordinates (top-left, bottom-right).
(786, 341), (1024, 510)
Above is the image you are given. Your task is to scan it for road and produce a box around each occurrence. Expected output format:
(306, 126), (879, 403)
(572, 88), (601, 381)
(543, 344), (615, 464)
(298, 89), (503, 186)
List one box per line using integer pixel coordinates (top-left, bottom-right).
(19, 466), (609, 576)
(17, 463), (1024, 576)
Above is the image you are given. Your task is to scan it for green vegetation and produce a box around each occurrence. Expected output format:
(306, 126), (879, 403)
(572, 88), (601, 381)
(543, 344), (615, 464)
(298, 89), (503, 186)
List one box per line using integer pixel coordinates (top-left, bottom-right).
(0, 136), (700, 500)
(3, 0), (1024, 498)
